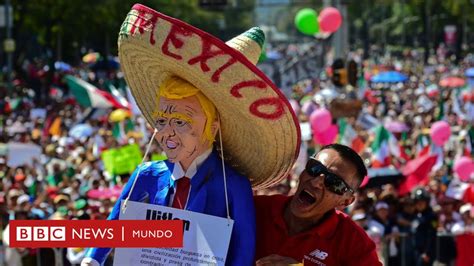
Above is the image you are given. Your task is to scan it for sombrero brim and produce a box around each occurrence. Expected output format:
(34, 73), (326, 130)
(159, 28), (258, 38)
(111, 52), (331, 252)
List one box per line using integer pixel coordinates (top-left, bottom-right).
(118, 4), (300, 189)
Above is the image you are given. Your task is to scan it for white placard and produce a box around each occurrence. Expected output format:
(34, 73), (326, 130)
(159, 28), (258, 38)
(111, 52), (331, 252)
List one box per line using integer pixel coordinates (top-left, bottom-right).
(114, 201), (234, 266)
(7, 142), (42, 167)
(30, 108), (47, 120)
(300, 122), (312, 141)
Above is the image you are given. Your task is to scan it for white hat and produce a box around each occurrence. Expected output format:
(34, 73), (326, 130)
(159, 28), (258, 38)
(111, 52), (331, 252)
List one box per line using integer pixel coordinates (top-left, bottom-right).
(17, 194), (30, 205)
(352, 212), (367, 221)
(460, 203), (472, 215)
(375, 201), (389, 211)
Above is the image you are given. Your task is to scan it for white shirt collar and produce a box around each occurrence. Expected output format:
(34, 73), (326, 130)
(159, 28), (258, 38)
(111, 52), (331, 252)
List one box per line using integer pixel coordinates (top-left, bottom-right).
(171, 148), (212, 181)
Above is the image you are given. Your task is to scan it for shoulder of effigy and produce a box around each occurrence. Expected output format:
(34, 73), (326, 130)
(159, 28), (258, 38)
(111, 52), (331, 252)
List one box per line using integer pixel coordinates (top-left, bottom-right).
(135, 161), (170, 177)
(221, 164), (252, 188)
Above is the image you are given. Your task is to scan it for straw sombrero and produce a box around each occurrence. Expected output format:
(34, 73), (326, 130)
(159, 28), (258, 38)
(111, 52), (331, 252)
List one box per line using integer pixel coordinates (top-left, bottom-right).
(118, 4), (300, 189)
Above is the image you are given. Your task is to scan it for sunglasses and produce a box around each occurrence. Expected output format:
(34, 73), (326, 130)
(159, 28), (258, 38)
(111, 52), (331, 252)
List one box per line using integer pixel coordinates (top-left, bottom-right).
(305, 159), (354, 195)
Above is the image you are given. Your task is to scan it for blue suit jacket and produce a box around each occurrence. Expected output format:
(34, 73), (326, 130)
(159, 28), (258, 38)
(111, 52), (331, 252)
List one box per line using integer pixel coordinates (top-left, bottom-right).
(85, 150), (256, 265)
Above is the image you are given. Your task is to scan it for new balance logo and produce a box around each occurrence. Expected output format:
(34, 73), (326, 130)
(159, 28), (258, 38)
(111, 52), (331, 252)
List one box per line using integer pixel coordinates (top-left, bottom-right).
(309, 249), (328, 260)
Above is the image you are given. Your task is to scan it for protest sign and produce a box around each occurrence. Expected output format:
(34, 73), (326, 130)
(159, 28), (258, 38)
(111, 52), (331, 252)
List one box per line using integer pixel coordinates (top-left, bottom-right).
(115, 201), (233, 266)
(7, 142), (42, 167)
(101, 144), (142, 175)
(30, 108), (47, 120)
(258, 49), (324, 97)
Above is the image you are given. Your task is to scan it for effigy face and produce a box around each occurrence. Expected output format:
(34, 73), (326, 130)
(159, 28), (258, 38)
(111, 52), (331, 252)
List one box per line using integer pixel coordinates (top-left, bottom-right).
(154, 95), (210, 168)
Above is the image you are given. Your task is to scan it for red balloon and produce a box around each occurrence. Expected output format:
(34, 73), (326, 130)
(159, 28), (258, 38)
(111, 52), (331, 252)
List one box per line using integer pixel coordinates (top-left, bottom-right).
(319, 7), (342, 33)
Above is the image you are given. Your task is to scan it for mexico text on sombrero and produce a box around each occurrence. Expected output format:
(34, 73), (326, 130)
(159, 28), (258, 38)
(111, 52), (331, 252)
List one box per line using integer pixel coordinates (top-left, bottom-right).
(125, 9), (286, 121)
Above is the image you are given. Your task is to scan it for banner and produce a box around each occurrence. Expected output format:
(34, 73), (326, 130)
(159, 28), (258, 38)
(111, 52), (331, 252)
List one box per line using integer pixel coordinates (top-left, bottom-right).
(115, 201), (234, 266)
(101, 144), (142, 175)
(258, 49), (324, 97)
(329, 99), (363, 118)
(7, 142), (42, 167)
(444, 25), (457, 46)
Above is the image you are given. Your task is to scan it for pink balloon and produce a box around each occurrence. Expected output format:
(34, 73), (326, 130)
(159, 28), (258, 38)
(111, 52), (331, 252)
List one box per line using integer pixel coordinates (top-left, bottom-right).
(430, 121), (451, 146)
(319, 7), (342, 33)
(313, 124), (338, 145)
(310, 108), (332, 133)
(454, 157), (474, 182)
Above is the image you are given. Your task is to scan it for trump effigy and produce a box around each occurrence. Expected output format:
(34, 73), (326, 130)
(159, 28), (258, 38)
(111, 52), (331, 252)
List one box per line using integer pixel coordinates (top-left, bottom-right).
(82, 4), (300, 266)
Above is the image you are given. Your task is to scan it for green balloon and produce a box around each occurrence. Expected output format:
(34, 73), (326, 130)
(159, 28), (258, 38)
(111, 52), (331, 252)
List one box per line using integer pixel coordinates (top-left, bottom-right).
(294, 8), (319, 35)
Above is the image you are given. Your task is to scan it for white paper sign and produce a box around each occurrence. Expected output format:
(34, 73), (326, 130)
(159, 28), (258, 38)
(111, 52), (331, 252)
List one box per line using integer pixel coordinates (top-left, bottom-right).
(300, 122), (312, 141)
(30, 108), (47, 120)
(7, 142), (42, 167)
(114, 201), (234, 266)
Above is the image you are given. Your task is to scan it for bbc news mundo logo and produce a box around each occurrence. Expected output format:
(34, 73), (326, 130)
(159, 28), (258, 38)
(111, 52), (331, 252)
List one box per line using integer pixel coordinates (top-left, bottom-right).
(10, 220), (183, 248)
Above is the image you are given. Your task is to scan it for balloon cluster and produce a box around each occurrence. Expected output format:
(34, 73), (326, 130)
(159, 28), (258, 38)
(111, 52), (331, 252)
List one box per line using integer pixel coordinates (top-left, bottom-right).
(429, 121), (474, 182)
(294, 7), (342, 36)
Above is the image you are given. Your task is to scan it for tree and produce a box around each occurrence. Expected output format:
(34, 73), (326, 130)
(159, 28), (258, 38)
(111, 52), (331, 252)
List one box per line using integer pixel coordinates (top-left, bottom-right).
(10, 0), (237, 63)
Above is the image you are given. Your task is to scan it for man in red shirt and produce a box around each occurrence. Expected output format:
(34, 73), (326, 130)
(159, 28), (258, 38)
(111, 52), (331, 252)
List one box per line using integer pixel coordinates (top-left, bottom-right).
(255, 144), (382, 265)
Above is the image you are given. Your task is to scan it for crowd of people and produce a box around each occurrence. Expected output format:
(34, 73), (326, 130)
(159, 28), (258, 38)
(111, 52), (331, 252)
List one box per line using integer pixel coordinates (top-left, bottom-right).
(258, 46), (474, 265)
(0, 43), (473, 265)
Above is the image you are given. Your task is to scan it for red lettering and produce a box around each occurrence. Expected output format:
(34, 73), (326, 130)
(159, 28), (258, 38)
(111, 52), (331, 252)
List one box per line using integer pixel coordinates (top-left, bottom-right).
(230, 80), (267, 98)
(130, 10), (159, 45)
(249, 98), (285, 120)
(37, 228), (45, 240)
(162, 24), (192, 60)
(211, 58), (237, 82)
(20, 228), (28, 239)
(188, 41), (225, 72)
(51, 228), (64, 240)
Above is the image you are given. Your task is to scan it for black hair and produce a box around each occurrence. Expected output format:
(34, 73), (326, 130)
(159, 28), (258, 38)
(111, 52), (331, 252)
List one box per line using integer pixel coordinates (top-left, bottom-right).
(319, 143), (367, 186)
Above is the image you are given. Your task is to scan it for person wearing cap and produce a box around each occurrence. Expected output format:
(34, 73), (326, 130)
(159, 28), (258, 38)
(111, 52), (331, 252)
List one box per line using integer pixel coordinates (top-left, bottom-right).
(411, 187), (437, 266)
(83, 4), (299, 266)
(452, 203), (474, 235)
(254, 144), (381, 265)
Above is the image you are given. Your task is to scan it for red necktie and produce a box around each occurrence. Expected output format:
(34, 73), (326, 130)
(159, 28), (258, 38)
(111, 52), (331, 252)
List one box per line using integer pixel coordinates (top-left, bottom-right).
(172, 177), (190, 209)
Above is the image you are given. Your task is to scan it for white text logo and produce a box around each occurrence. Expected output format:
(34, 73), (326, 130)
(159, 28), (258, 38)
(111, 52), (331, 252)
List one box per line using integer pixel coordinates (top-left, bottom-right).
(309, 249), (328, 260)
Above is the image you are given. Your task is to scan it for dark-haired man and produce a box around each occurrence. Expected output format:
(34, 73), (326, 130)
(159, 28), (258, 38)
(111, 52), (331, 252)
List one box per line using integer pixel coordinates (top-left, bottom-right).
(255, 144), (382, 265)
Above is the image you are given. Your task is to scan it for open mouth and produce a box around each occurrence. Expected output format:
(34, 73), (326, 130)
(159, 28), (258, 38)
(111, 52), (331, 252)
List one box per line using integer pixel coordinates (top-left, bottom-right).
(298, 189), (316, 205)
(166, 140), (178, 149)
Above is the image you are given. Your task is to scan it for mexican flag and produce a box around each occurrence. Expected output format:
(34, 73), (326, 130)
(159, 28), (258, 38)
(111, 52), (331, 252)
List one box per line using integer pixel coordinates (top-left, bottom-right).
(65, 75), (124, 109)
(337, 118), (365, 153)
(370, 125), (400, 167)
(107, 82), (130, 110)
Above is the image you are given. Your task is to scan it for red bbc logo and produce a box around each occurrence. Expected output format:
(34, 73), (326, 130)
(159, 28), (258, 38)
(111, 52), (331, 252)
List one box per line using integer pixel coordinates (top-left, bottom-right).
(10, 220), (183, 248)
(16, 226), (66, 241)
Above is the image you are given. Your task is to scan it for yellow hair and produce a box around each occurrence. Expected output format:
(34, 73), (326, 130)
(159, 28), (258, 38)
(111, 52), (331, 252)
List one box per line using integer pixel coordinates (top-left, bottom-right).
(156, 76), (217, 144)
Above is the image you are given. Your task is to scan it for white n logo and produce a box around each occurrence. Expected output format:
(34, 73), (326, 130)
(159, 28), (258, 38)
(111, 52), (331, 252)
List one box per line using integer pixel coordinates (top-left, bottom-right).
(310, 249), (328, 260)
